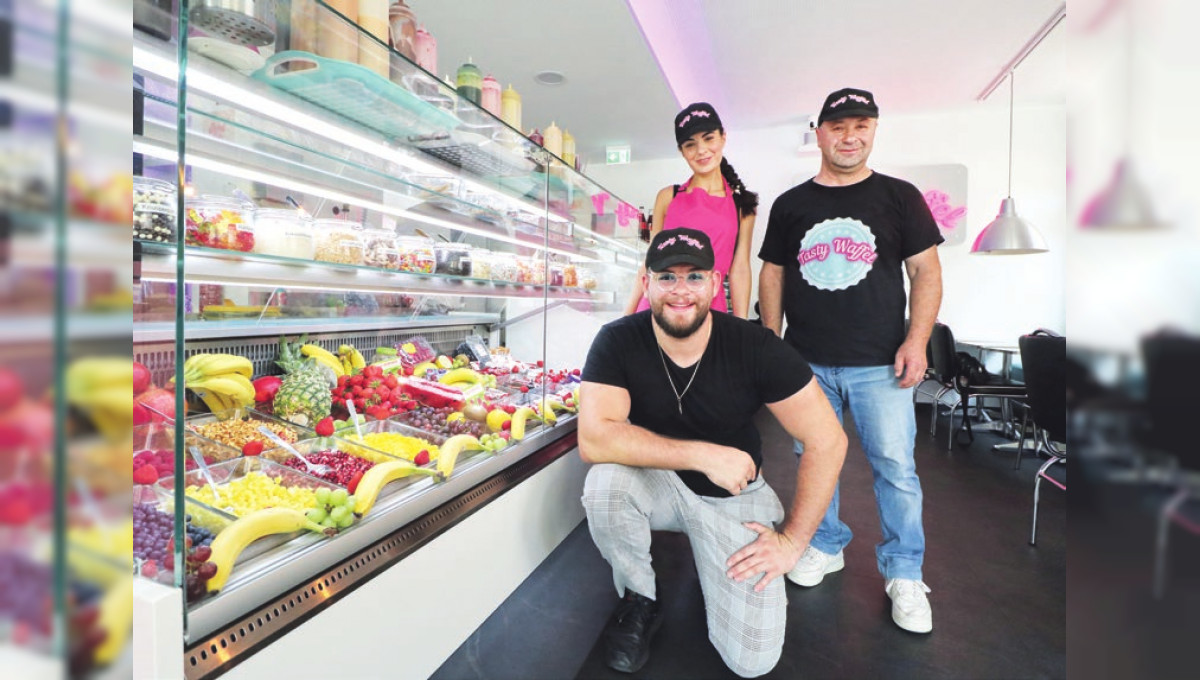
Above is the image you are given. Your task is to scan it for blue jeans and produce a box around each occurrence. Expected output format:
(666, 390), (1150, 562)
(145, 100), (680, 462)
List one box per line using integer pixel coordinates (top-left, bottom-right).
(795, 364), (925, 580)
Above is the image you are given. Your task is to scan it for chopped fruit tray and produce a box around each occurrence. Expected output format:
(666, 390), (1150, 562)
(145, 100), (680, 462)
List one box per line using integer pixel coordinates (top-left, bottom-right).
(184, 407), (314, 462)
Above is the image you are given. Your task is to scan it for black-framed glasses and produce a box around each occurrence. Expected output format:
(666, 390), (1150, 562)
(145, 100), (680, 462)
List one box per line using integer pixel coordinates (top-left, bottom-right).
(650, 271), (711, 290)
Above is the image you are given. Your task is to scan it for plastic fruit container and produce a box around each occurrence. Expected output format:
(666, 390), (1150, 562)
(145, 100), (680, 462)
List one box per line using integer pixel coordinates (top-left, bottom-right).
(363, 228), (401, 270)
(313, 219), (365, 266)
(133, 176), (176, 243)
(184, 407), (315, 462)
(490, 252), (520, 283)
(185, 196), (254, 251)
(434, 242), (473, 277)
(469, 248), (493, 279)
(395, 234), (436, 273)
(253, 208), (314, 260)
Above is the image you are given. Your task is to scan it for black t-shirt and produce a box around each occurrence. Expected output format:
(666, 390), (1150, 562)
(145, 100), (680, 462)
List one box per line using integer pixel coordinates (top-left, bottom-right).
(582, 311), (814, 497)
(758, 172), (943, 366)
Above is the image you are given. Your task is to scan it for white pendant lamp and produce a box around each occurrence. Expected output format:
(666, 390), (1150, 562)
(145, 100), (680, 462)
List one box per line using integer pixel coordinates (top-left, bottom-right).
(971, 72), (1048, 255)
(1080, 157), (1161, 230)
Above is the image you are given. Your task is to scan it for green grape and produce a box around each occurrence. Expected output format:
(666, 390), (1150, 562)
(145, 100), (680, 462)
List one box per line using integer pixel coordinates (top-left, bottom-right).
(306, 507), (327, 523)
(335, 513), (354, 529)
(330, 506), (350, 524)
(315, 488), (331, 505)
(344, 495), (357, 509)
(331, 488), (349, 506)
(321, 516), (335, 528)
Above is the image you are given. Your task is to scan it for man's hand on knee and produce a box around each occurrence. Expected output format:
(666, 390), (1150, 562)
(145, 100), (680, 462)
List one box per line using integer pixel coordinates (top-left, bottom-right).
(725, 522), (804, 592)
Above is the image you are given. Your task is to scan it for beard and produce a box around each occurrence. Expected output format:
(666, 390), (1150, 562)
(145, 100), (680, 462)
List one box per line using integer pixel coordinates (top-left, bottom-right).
(651, 298), (710, 339)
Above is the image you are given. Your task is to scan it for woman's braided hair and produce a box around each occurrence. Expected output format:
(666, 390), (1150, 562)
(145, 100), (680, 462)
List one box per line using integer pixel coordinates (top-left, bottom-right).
(719, 157), (758, 217)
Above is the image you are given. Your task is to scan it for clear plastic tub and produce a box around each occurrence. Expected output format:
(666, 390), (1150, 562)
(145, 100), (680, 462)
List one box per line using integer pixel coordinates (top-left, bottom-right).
(434, 242), (473, 277)
(470, 248), (493, 279)
(396, 234), (436, 273)
(490, 252), (520, 283)
(363, 228), (401, 270)
(133, 176), (176, 243)
(562, 263), (579, 288)
(185, 196), (254, 251)
(548, 263), (565, 287)
(313, 219), (365, 265)
(253, 208), (314, 260)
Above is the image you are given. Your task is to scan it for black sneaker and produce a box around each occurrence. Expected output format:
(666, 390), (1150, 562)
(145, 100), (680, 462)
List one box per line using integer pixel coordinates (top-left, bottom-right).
(603, 590), (662, 674)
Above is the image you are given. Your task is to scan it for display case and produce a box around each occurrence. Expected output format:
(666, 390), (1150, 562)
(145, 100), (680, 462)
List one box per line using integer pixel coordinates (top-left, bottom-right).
(132, 3), (643, 677)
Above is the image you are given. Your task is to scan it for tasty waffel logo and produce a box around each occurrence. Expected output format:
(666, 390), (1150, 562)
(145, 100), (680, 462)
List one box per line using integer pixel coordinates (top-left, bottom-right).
(677, 109), (712, 128)
(797, 218), (877, 291)
(657, 234), (705, 251)
(829, 93), (872, 109)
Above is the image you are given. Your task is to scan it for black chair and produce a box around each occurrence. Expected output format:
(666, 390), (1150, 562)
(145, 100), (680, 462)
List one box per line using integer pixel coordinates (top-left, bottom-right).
(924, 323), (959, 441)
(929, 323), (1027, 451)
(1143, 332), (1200, 597)
(1019, 332), (1066, 545)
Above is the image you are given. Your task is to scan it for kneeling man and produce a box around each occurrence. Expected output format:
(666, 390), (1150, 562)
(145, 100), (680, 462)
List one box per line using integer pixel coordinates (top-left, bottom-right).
(580, 227), (847, 677)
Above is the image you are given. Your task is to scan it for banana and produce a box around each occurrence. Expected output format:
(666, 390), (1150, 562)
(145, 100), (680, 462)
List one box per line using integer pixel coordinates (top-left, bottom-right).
(197, 389), (231, 414)
(93, 574), (133, 665)
(349, 348), (366, 370)
(444, 380), (477, 391)
(184, 353), (254, 380)
(438, 367), (481, 386)
(510, 407), (536, 440)
(301, 344), (346, 377)
(435, 434), (485, 479)
(340, 354), (354, 375)
(352, 461), (443, 516)
(65, 358), (132, 399)
(191, 375), (256, 407)
(207, 508), (332, 593)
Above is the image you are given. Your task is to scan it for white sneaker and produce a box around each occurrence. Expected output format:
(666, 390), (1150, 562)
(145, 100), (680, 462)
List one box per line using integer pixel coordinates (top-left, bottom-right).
(786, 546), (844, 587)
(885, 579), (933, 633)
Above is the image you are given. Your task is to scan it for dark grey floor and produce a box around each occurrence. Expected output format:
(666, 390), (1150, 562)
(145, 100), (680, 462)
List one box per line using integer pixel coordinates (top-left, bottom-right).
(432, 403), (1069, 680)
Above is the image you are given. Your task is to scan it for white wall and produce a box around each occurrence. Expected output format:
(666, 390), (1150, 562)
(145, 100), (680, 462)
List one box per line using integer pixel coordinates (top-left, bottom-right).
(588, 101), (1067, 342)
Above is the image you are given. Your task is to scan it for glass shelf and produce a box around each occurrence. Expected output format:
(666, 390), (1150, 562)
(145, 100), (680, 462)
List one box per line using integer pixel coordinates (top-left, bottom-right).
(131, 29), (643, 265)
(137, 242), (614, 303)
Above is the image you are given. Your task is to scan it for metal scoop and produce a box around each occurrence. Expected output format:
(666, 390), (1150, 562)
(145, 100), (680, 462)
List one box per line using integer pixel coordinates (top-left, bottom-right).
(257, 426), (332, 476)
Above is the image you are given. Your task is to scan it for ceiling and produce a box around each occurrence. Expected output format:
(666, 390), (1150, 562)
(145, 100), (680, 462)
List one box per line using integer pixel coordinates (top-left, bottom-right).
(407, 0), (1065, 163)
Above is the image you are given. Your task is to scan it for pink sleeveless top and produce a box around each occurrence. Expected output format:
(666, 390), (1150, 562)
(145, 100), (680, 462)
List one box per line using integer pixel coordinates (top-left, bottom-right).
(637, 177), (739, 313)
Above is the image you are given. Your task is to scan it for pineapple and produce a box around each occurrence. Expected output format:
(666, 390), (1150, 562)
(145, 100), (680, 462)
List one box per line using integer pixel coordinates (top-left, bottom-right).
(273, 335), (332, 426)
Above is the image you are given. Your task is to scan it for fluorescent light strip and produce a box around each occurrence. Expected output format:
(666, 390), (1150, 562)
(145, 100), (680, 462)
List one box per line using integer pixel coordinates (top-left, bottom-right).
(133, 138), (601, 263)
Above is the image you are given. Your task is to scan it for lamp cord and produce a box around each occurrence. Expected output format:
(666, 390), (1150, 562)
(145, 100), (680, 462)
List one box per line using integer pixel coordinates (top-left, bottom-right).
(1007, 71), (1014, 198)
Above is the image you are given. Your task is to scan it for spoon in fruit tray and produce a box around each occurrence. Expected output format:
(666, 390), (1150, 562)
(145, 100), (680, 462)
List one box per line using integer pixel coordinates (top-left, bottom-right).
(345, 399), (365, 440)
(188, 445), (226, 508)
(257, 426), (332, 476)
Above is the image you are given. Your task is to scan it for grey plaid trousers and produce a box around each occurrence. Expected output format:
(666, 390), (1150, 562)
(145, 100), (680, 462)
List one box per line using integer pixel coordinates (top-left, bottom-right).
(582, 463), (787, 678)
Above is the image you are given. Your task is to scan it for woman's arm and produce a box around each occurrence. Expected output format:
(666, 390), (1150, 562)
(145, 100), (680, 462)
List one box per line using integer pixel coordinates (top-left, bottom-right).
(727, 211), (756, 318)
(622, 187), (673, 315)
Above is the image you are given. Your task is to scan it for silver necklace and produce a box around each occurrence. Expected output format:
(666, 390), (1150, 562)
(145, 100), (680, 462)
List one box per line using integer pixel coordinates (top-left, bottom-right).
(657, 343), (703, 415)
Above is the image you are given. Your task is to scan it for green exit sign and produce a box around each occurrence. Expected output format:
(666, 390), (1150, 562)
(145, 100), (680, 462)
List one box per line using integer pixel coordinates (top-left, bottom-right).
(606, 145), (631, 165)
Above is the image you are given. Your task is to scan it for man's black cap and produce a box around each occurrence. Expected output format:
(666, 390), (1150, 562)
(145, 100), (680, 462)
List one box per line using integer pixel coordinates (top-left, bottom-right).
(646, 227), (715, 272)
(674, 102), (723, 145)
(817, 87), (879, 126)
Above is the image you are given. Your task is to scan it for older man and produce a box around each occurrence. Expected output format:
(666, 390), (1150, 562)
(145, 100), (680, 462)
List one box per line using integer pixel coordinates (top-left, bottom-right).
(580, 227), (847, 676)
(758, 87), (944, 634)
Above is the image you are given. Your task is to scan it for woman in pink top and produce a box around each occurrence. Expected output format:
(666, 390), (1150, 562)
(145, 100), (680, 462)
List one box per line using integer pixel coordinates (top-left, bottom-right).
(624, 102), (759, 318)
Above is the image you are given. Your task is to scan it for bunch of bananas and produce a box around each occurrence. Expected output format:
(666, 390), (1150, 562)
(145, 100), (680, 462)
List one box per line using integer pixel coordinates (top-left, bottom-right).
(181, 353), (256, 413)
(437, 367), (483, 390)
(298, 343), (348, 377)
(337, 344), (366, 375)
(65, 357), (134, 441)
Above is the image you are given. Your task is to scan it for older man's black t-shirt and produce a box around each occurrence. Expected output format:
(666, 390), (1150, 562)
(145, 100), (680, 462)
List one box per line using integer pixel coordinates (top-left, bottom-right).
(758, 172), (943, 366)
(582, 311), (814, 497)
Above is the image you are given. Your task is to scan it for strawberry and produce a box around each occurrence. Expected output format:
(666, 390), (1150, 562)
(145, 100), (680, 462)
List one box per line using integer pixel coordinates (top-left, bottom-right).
(242, 441), (264, 457)
(347, 470), (364, 494)
(315, 417), (335, 437)
(349, 375), (364, 387)
(571, 368), (581, 376)
(511, 366), (520, 373)
(536, 360), (544, 368)
(133, 464), (159, 485)
(413, 450), (430, 466)
(384, 375), (399, 390)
